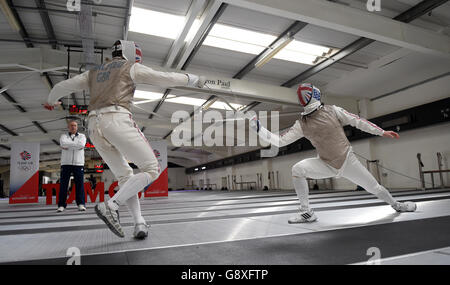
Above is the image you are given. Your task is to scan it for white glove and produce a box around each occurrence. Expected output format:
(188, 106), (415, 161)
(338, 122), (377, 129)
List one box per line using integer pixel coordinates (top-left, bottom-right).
(248, 114), (260, 133)
(186, 74), (206, 88)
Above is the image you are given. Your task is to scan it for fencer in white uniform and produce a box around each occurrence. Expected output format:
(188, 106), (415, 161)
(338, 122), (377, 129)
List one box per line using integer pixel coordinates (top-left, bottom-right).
(249, 83), (416, 223)
(45, 40), (205, 238)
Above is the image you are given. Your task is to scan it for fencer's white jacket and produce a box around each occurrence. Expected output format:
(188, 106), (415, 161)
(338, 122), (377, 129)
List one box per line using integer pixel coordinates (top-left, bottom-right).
(60, 132), (86, 166)
(257, 105), (385, 169)
(47, 63), (192, 108)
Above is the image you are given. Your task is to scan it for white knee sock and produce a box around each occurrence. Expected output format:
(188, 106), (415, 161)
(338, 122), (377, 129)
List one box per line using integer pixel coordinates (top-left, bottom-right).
(108, 172), (152, 210)
(373, 185), (397, 206)
(125, 195), (146, 225)
(293, 176), (310, 210)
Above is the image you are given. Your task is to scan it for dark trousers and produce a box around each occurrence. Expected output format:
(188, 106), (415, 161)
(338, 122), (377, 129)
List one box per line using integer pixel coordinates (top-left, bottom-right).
(58, 165), (85, 208)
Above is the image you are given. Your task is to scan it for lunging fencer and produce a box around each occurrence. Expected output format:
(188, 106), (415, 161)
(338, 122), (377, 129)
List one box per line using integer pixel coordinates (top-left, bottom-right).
(249, 83), (417, 223)
(45, 40), (205, 238)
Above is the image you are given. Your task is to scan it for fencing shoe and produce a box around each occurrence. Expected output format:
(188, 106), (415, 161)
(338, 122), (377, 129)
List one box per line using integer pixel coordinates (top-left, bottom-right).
(56, 207), (65, 213)
(392, 201), (417, 212)
(95, 202), (124, 238)
(288, 208), (317, 224)
(78, 205), (86, 211)
(133, 223), (150, 240)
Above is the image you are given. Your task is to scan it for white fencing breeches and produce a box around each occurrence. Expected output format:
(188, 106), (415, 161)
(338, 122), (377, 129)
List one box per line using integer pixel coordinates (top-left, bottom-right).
(88, 111), (160, 224)
(291, 150), (397, 210)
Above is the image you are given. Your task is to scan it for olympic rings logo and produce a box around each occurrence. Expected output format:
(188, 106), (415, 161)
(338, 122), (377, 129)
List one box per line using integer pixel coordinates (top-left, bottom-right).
(18, 166), (33, 172)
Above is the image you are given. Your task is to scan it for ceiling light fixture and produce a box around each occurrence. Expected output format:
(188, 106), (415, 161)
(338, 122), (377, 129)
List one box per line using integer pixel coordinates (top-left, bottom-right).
(0, 0), (20, 32)
(255, 36), (294, 68)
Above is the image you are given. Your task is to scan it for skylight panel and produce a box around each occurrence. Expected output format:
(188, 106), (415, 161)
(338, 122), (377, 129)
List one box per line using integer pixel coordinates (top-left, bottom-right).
(273, 48), (319, 65)
(210, 101), (243, 110)
(273, 40), (332, 64)
(202, 36), (265, 55)
(186, 19), (201, 42)
(128, 7), (335, 66)
(166, 97), (207, 106)
(134, 90), (165, 100)
(283, 40), (331, 57)
(209, 24), (276, 47)
(129, 7), (184, 39)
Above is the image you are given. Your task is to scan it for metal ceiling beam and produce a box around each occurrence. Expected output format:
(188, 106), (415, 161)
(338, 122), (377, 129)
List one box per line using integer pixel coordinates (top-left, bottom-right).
(233, 21), (308, 79)
(223, 0), (450, 57)
(149, 89), (172, 119)
(0, 88), (26, 113)
(281, 38), (374, 87)
(164, 0), (206, 68)
(0, 145), (11, 151)
(151, 2), (227, 121)
(76, 1), (129, 10)
(122, 0), (134, 40)
(175, 0), (225, 70)
(0, 110), (66, 125)
(371, 71), (450, 102)
(43, 72), (53, 88)
(393, 0), (448, 22)
(242, 101), (260, 112)
(0, 124), (18, 136)
(52, 139), (59, 146)
(0, 38), (110, 49)
(281, 0), (450, 87)
(5, 0), (33, 48)
(34, 0), (57, 49)
(219, 20), (307, 132)
(1, 1), (54, 138)
(32, 121), (48, 134)
(181, 2), (228, 70)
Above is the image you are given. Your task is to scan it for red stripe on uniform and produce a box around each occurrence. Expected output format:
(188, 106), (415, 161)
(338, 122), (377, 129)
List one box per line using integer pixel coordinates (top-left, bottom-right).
(343, 110), (383, 131)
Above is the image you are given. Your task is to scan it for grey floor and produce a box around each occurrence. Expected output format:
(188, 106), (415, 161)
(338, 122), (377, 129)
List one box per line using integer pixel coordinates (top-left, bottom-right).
(1, 188), (450, 265)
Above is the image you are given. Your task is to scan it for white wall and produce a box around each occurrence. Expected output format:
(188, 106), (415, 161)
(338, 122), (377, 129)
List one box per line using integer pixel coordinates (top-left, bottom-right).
(372, 122), (450, 189)
(168, 168), (187, 190)
(368, 75), (450, 118)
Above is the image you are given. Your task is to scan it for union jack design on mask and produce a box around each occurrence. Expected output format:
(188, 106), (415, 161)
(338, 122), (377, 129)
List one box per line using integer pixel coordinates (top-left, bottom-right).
(297, 83), (321, 107)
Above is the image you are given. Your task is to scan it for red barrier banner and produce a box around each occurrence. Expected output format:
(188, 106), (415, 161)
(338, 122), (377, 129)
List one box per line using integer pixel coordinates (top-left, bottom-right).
(43, 181), (152, 205)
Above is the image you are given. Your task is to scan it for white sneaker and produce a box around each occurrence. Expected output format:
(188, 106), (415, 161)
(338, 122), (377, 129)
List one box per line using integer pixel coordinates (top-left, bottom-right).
(288, 208), (317, 224)
(133, 223), (150, 240)
(392, 201), (417, 212)
(78, 205), (86, 211)
(56, 207), (65, 213)
(95, 202), (124, 238)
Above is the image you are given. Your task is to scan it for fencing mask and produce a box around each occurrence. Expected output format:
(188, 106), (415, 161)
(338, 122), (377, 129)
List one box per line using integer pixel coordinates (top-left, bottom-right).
(297, 83), (322, 115)
(112, 40), (143, 64)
